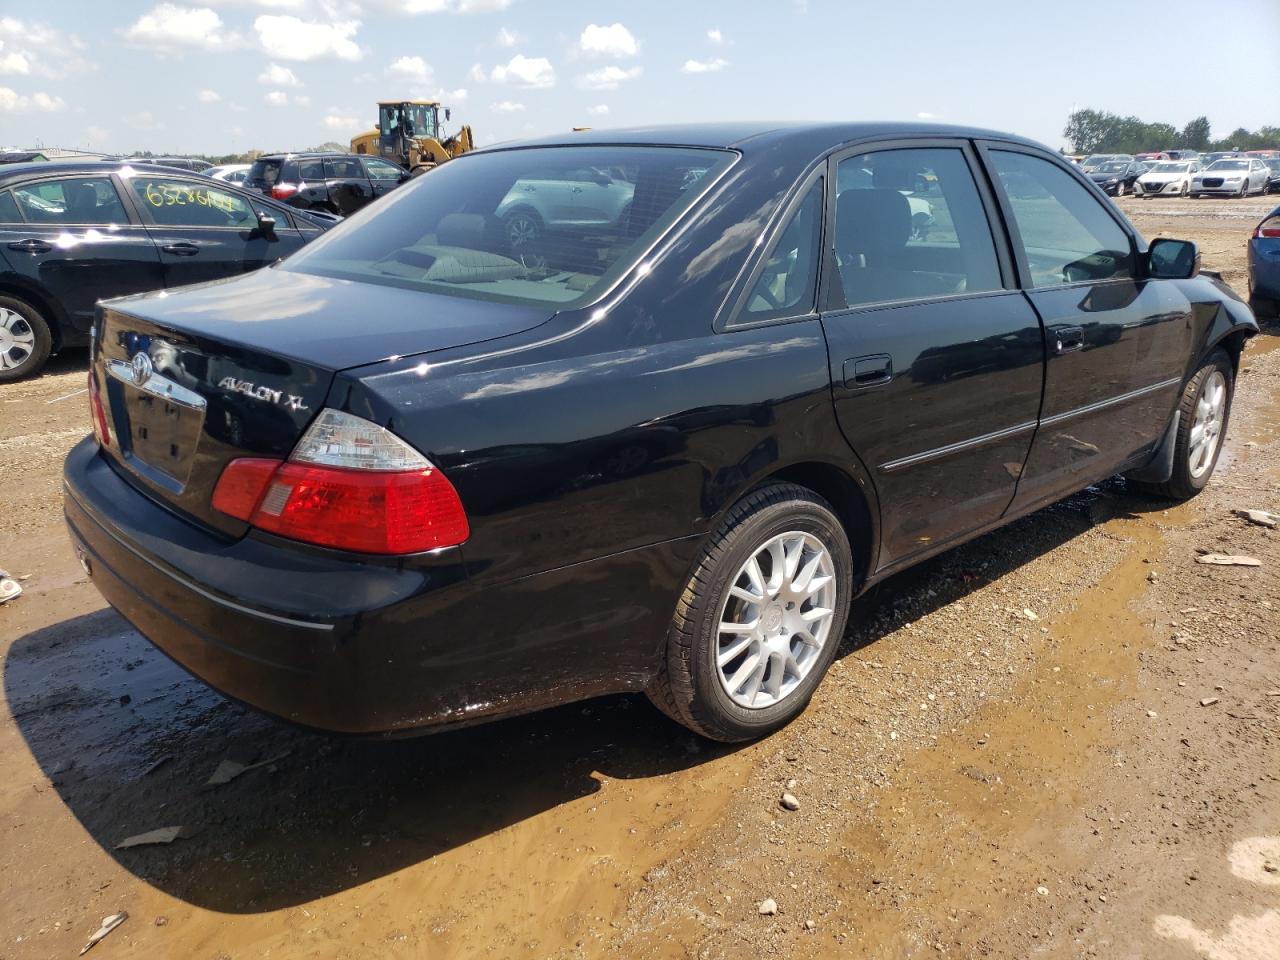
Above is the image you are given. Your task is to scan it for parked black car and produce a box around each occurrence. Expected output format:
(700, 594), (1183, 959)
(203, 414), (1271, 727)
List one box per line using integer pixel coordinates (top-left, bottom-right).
(244, 152), (410, 216)
(0, 160), (339, 380)
(1088, 158), (1145, 196)
(64, 123), (1257, 744)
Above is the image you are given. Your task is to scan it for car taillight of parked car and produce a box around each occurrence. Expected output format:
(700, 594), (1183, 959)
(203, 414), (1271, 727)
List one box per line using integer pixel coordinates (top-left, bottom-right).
(271, 183), (299, 200)
(88, 370), (111, 448)
(211, 409), (470, 554)
(1255, 217), (1280, 239)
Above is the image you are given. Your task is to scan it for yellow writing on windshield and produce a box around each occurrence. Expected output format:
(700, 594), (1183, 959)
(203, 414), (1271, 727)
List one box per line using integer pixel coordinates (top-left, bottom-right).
(142, 182), (238, 214)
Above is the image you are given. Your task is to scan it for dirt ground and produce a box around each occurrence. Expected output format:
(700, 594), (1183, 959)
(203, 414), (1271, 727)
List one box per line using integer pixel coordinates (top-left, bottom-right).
(1, 195), (1277, 960)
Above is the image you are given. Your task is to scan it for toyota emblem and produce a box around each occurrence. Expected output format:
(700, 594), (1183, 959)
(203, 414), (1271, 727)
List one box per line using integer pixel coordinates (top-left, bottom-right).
(131, 351), (153, 387)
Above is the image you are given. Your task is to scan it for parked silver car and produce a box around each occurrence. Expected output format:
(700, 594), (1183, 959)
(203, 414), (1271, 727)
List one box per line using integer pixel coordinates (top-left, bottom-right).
(206, 163), (251, 185)
(1136, 161), (1200, 198)
(1190, 158), (1271, 198)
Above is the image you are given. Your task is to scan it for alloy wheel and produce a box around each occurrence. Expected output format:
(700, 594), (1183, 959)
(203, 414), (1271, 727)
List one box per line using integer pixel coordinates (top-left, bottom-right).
(0, 307), (36, 372)
(505, 213), (539, 249)
(715, 531), (837, 709)
(1189, 370), (1227, 479)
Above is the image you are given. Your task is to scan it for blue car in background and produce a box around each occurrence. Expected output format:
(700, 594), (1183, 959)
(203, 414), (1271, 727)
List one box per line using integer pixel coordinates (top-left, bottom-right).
(1249, 203), (1280, 321)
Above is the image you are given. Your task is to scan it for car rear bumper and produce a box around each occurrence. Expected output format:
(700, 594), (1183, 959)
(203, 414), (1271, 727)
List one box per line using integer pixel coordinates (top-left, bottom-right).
(62, 437), (679, 735)
(1249, 240), (1280, 300)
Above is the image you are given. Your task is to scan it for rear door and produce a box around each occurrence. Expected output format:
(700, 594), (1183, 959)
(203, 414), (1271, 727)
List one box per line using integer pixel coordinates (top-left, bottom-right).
(323, 156), (374, 214)
(980, 144), (1193, 513)
(0, 174), (163, 337)
(818, 141), (1044, 570)
(124, 172), (306, 288)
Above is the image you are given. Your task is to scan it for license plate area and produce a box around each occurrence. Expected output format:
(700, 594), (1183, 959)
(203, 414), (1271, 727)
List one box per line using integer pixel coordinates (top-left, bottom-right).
(106, 357), (207, 489)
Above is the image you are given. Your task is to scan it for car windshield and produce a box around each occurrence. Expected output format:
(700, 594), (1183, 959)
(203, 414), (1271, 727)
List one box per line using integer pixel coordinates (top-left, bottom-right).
(282, 145), (734, 307)
(1097, 161), (1128, 173)
(1208, 160), (1249, 171)
(1083, 155), (1111, 165)
(1151, 162), (1190, 173)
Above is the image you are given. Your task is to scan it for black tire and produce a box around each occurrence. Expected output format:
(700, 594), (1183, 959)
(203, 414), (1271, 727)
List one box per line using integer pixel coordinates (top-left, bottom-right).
(646, 482), (854, 742)
(1250, 294), (1277, 321)
(1129, 350), (1234, 501)
(0, 295), (53, 382)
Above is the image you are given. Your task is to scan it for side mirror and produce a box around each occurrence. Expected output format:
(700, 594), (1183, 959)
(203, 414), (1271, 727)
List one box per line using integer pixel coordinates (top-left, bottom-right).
(255, 210), (277, 237)
(1147, 238), (1199, 280)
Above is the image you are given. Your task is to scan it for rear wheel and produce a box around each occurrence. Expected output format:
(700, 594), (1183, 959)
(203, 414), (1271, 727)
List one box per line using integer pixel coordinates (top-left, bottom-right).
(1115, 180), (1125, 197)
(502, 207), (543, 251)
(1130, 350), (1233, 501)
(1181, 181), (1189, 197)
(647, 482), (853, 742)
(0, 296), (53, 382)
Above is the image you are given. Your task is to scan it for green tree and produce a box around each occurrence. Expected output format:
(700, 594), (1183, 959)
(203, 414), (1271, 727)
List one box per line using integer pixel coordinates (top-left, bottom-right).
(1180, 116), (1211, 151)
(1064, 109), (1113, 153)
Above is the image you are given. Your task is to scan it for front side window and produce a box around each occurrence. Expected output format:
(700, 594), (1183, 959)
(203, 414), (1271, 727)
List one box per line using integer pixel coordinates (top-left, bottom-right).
(364, 158), (403, 181)
(989, 150), (1134, 288)
(741, 178), (823, 322)
(830, 147), (1002, 309)
(282, 145), (733, 307)
(12, 177), (128, 226)
(129, 177), (256, 228)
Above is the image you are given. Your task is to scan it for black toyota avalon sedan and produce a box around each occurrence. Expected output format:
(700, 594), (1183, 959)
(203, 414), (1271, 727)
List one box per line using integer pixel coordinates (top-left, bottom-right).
(63, 123), (1257, 743)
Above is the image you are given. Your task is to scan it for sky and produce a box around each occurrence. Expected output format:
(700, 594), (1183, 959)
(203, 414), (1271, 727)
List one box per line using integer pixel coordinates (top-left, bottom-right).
(1, 0), (1277, 157)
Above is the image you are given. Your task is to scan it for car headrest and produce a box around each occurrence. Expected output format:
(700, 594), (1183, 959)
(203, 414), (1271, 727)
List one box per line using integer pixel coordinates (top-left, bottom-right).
(836, 189), (910, 258)
(436, 212), (486, 248)
(66, 182), (99, 220)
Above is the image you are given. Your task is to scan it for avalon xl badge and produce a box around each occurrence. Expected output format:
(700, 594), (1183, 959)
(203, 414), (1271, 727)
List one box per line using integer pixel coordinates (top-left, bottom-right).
(217, 376), (309, 413)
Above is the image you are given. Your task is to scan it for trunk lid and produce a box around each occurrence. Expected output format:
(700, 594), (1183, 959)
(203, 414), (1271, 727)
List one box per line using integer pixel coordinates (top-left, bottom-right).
(94, 268), (553, 534)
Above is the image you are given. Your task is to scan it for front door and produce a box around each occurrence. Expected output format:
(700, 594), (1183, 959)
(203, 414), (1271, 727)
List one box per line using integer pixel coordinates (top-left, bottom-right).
(2, 175), (163, 337)
(981, 146), (1193, 513)
(124, 173), (306, 289)
(819, 143), (1045, 570)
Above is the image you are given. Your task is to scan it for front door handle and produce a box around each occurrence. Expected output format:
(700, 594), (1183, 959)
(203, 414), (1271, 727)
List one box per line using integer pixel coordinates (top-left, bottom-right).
(1052, 325), (1085, 354)
(7, 238), (52, 254)
(161, 242), (200, 257)
(843, 354), (893, 389)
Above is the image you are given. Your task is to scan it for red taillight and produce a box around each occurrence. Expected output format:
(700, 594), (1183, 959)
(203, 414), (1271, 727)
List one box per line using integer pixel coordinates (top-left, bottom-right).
(88, 370), (111, 447)
(212, 458), (470, 555)
(1255, 217), (1280, 239)
(271, 183), (298, 200)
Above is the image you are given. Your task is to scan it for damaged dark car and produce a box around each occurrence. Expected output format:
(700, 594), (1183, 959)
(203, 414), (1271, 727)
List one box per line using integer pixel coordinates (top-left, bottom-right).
(64, 123), (1257, 743)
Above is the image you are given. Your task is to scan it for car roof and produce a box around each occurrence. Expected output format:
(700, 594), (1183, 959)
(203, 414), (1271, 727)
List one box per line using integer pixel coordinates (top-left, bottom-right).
(255, 152), (355, 161)
(476, 121), (1049, 155)
(0, 159), (208, 183)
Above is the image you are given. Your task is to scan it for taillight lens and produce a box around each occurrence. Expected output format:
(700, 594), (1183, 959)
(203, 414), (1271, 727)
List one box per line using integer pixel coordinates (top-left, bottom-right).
(88, 370), (111, 447)
(211, 410), (469, 555)
(271, 183), (298, 200)
(1255, 216), (1280, 239)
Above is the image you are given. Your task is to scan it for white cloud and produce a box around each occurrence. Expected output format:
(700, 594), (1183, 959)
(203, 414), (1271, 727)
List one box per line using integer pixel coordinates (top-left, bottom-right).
(369, 0), (510, 12)
(258, 62), (300, 85)
(707, 27), (724, 44)
(916, 111), (942, 120)
(198, 89), (221, 103)
(255, 14), (361, 61)
(388, 55), (432, 82)
(490, 100), (524, 113)
(265, 90), (289, 106)
(0, 86), (66, 112)
(578, 23), (637, 58)
(430, 86), (468, 102)
(323, 112), (360, 130)
(495, 26), (523, 47)
(490, 54), (554, 88)
(123, 4), (241, 53)
(469, 62), (487, 83)
(577, 64), (642, 90)
(681, 57), (728, 74)
(0, 19), (94, 77)
(587, 104), (609, 116)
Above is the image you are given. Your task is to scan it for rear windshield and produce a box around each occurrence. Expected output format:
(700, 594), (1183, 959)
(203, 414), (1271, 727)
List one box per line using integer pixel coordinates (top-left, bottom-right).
(248, 158), (283, 184)
(280, 145), (734, 307)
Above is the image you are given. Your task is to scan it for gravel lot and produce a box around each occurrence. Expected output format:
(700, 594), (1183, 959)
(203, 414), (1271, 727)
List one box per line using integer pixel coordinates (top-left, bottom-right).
(0, 195), (1276, 960)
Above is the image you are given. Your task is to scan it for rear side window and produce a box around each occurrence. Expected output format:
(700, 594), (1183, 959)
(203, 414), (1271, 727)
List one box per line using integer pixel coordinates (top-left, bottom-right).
(248, 159), (282, 185)
(324, 157), (365, 179)
(12, 177), (129, 226)
(988, 150), (1134, 287)
(830, 147), (1002, 309)
(0, 190), (20, 222)
(741, 178), (823, 322)
(129, 177), (256, 228)
(298, 159), (325, 181)
(282, 145), (734, 307)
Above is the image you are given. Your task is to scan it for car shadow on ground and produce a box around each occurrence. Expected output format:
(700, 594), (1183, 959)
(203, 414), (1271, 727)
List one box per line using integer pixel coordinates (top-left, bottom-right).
(4, 477), (1165, 913)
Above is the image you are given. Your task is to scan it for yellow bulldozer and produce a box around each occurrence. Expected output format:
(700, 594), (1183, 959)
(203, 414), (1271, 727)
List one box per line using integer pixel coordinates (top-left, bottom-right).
(349, 100), (474, 176)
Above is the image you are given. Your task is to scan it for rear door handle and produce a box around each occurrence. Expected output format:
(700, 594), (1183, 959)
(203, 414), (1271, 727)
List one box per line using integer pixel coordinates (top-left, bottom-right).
(7, 238), (52, 254)
(842, 354), (893, 389)
(161, 242), (200, 256)
(1052, 325), (1085, 354)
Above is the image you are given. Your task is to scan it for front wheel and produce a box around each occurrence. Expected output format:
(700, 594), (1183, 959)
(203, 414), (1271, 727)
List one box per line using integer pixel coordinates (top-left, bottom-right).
(0, 296), (53, 382)
(1129, 350), (1234, 501)
(647, 483), (853, 742)
(1115, 181), (1125, 197)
